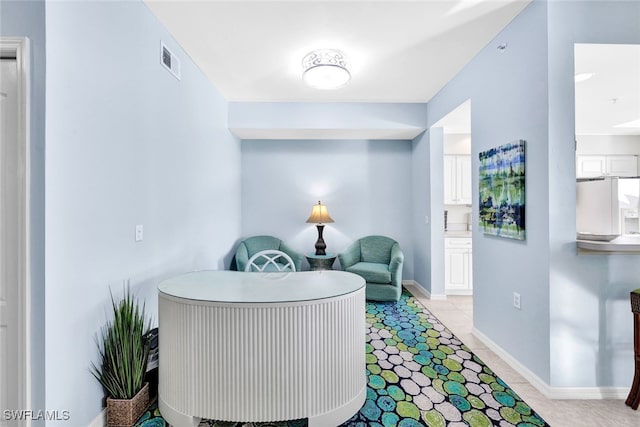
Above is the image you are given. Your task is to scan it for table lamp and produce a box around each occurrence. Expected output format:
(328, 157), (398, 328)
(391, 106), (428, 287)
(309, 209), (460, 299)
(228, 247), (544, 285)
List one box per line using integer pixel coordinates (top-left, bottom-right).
(306, 201), (334, 255)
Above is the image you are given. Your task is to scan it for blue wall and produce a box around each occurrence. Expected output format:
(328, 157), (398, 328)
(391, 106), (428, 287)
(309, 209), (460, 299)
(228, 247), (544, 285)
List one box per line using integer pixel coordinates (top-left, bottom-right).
(424, 0), (640, 389)
(411, 128), (446, 297)
(43, 1), (241, 424)
(411, 130), (431, 294)
(0, 0), (46, 418)
(241, 138), (414, 277)
(423, 0), (551, 382)
(547, 0), (640, 388)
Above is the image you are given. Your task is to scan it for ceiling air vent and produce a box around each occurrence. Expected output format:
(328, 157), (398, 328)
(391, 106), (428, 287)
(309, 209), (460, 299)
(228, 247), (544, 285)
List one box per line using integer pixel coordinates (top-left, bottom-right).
(160, 42), (181, 80)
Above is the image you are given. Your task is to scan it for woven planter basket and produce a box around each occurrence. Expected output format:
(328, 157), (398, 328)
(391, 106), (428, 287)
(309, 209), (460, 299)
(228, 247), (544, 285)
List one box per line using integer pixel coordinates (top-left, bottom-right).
(107, 382), (149, 427)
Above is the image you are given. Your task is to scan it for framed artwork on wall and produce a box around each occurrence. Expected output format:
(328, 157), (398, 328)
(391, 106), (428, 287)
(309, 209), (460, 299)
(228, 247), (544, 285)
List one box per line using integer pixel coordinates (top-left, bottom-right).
(478, 140), (526, 240)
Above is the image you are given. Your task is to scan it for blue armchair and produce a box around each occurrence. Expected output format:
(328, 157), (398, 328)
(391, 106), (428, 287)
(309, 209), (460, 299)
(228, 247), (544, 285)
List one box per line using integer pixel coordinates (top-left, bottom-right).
(235, 236), (303, 272)
(338, 235), (404, 301)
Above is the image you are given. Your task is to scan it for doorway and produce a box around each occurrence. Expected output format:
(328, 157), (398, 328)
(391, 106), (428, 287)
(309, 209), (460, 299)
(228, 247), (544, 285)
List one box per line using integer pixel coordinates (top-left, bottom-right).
(433, 100), (473, 297)
(574, 44), (640, 236)
(0, 37), (30, 424)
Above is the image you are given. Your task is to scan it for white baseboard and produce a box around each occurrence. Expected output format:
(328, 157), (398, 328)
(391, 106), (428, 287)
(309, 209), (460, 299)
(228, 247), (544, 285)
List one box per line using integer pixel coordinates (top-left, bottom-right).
(471, 327), (630, 400)
(87, 409), (105, 427)
(444, 289), (473, 296)
(544, 386), (630, 400)
(471, 327), (553, 396)
(403, 280), (447, 300)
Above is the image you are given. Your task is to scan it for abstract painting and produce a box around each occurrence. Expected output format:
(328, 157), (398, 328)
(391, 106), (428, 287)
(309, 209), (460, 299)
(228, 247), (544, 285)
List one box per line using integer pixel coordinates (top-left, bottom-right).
(478, 140), (526, 240)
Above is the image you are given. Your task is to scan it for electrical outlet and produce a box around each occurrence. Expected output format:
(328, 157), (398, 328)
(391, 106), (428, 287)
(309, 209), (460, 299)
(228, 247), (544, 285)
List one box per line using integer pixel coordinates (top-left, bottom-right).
(135, 224), (144, 242)
(513, 292), (521, 309)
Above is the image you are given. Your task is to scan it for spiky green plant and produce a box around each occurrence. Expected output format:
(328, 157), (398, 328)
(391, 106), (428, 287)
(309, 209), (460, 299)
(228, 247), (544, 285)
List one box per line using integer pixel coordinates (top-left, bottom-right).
(91, 286), (151, 399)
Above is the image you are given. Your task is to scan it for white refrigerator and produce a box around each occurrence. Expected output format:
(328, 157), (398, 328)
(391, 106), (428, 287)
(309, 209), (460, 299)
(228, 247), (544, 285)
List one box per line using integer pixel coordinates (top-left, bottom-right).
(576, 177), (640, 235)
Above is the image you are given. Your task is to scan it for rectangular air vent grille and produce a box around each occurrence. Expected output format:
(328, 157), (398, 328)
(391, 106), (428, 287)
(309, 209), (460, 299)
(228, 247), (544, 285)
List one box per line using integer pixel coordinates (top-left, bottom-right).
(161, 42), (181, 81)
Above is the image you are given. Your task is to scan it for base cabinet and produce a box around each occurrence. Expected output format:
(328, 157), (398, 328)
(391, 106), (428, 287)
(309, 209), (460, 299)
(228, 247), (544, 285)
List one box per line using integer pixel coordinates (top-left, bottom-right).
(445, 238), (472, 295)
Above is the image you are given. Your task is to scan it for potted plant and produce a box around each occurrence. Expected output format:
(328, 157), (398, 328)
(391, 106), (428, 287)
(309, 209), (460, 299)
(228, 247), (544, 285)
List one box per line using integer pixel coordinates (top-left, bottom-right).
(91, 286), (152, 426)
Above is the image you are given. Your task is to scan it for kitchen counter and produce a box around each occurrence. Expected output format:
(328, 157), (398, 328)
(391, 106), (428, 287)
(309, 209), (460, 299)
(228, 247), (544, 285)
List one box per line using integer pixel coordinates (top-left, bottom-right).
(445, 230), (472, 238)
(577, 235), (640, 254)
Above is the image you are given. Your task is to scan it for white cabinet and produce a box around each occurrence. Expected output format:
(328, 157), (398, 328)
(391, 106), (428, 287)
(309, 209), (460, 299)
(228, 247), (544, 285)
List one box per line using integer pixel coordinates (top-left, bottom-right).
(607, 156), (638, 176)
(444, 237), (472, 295)
(444, 155), (472, 205)
(576, 155), (606, 177)
(577, 155), (637, 178)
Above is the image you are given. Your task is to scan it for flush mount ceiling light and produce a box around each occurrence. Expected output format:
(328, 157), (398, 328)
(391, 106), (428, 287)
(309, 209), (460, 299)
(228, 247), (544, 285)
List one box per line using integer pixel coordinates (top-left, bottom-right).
(302, 49), (350, 90)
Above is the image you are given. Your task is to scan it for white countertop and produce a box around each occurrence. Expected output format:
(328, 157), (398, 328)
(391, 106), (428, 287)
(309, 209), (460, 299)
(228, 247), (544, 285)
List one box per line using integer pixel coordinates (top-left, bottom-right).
(577, 235), (640, 254)
(445, 231), (472, 238)
(158, 270), (365, 303)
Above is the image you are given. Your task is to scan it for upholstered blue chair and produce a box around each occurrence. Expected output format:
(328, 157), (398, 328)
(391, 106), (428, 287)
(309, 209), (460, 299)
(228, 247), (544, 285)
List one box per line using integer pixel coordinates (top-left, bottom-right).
(338, 235), (404, 301)
(235, 236), (303, 272)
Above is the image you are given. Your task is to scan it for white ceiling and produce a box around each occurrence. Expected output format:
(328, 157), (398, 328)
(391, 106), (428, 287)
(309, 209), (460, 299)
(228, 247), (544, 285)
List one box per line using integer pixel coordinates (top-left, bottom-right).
(144, 0), (531, 103)
(420, 44), (640, 137)
(432, 98), (471, 133)
(575, 44), (640, 136)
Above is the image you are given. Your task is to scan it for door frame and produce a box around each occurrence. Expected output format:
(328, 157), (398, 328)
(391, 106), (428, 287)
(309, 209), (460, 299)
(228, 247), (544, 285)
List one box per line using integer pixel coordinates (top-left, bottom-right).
(432, 99), (473, 298)
(1, 37), (31, 422)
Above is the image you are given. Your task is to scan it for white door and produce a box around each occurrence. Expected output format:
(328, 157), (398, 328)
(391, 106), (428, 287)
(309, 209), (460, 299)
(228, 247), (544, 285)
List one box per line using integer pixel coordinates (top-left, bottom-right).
(0, 57), (19, 422)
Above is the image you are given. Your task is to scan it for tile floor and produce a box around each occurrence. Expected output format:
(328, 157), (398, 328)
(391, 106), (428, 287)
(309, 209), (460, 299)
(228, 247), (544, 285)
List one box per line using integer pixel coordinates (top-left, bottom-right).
(407, 287), (640, 427)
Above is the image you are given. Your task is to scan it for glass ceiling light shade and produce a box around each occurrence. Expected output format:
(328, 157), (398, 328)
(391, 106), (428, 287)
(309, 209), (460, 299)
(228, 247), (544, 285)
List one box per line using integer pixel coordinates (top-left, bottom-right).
(302, 49), (351, 90)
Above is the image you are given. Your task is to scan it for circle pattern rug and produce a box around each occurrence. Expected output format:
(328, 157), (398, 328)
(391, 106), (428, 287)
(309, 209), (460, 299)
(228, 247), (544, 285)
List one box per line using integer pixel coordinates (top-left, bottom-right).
(341, 292), (549, 427)
(135, 291), (549, 427)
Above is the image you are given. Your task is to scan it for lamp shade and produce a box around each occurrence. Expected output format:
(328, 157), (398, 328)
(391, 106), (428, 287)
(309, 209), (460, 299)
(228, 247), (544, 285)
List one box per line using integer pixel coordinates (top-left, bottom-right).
(306, 201), (334, 224)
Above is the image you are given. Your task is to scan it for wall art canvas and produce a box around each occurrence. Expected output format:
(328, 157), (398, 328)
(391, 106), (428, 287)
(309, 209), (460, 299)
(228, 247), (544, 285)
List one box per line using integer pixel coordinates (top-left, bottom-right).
(478, 140), (526, 240)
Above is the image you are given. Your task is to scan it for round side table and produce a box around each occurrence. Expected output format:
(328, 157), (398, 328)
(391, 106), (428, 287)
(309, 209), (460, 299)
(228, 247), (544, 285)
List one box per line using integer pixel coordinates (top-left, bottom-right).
(306, 253), (337, 271)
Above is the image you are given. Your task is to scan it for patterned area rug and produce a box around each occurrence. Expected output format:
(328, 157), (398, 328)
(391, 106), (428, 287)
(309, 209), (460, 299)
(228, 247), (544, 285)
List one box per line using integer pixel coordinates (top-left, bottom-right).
(135, 291), (549, 427)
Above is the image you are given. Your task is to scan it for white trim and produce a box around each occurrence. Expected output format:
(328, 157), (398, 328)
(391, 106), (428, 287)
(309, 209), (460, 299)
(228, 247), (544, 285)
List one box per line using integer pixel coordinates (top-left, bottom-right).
(471, 327), (630, 400)
(472, 327), (551, 396)
(87, 409), (106, 427)
(544, 386), (630, 400)
(445, 288), (473, 296)
(403, 280), (447, 300)
(0, 36), (31, 427)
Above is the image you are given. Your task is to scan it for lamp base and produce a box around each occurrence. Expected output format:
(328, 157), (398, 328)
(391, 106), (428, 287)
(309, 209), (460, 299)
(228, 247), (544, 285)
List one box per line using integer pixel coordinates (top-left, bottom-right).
(314, 224), (327, 256)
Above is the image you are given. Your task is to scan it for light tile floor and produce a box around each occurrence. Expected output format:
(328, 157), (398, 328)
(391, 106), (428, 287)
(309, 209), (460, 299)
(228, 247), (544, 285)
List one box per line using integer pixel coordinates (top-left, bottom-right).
(407, 287), (640, 427)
